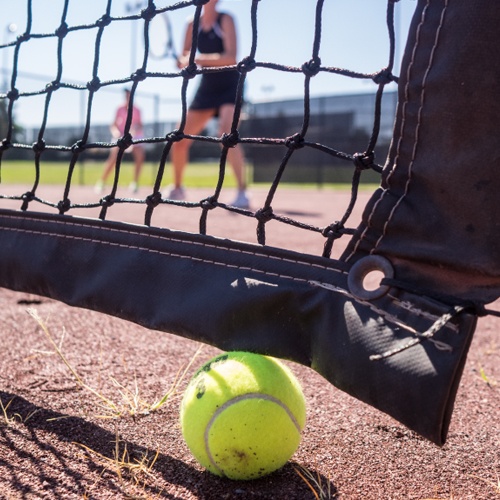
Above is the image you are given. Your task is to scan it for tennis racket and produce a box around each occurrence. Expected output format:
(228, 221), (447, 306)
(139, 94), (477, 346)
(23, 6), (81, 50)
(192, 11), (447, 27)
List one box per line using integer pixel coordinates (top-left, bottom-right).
(148, 11), (178, 61)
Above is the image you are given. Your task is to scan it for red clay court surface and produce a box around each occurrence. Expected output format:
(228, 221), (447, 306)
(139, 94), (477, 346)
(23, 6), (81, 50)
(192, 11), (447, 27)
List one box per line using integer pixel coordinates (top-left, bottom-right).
(0, 185), (498, 499)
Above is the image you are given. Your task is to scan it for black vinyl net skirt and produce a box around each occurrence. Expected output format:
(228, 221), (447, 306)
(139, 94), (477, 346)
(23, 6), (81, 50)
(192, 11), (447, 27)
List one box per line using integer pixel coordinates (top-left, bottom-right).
(1, 0), (499, 445)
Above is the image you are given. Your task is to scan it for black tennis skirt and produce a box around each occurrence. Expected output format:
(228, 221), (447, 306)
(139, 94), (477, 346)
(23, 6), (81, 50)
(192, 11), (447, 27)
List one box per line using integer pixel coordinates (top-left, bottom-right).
(190, 70), (241, 111)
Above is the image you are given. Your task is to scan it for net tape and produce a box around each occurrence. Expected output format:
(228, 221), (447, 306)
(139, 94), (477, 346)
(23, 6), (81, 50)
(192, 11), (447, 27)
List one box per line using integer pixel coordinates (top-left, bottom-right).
(0, 0), (400, 258)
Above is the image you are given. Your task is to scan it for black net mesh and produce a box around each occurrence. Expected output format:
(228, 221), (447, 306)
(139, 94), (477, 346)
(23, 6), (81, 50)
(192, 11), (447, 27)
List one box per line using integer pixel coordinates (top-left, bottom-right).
(0, 0), (401, 258)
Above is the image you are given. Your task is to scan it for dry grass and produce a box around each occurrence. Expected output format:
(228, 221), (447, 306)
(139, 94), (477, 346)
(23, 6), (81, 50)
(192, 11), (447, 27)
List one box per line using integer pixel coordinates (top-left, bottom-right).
(468, 473), (500, 497)
(1, 395), (39, 426)
(478, 366), (497, 387)
(28, 308), (201, 420)
(78, 427), (161, 499)
(293, 464), (336, 499)
(26, 307), (202, 497)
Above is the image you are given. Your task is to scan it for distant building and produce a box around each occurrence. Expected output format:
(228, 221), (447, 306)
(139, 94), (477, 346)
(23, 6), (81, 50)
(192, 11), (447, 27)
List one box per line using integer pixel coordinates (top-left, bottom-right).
(247, 91), (397, 142)
(243, 91), (397, 183)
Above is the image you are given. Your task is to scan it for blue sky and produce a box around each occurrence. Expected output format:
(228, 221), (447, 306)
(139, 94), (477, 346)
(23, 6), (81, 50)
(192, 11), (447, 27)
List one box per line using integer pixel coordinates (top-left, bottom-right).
(1, 0), (417, 129)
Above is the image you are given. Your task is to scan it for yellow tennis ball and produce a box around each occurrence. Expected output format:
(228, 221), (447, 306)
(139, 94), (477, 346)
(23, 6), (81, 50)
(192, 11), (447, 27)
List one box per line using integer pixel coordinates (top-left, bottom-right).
(180, 351), (306, 481)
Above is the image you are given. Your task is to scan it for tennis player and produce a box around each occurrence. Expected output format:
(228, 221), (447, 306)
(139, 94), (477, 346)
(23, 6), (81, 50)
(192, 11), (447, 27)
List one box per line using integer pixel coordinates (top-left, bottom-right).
(96, 89), (145, 194)
(168, 0), (249, 208)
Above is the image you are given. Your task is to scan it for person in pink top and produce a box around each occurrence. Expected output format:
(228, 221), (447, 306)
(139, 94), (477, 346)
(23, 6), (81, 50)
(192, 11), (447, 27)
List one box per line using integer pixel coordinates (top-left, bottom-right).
(96, 89), (145, 194)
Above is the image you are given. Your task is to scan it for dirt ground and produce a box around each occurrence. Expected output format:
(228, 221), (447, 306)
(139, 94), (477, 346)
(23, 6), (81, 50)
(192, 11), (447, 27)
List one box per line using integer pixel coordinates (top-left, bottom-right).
(0, 186), (499, 499)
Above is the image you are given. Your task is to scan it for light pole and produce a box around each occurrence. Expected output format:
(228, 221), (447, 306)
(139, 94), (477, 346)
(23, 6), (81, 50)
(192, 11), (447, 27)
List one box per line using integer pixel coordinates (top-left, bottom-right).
(2, 22), (18, 92)
(125, 1), (146, 74)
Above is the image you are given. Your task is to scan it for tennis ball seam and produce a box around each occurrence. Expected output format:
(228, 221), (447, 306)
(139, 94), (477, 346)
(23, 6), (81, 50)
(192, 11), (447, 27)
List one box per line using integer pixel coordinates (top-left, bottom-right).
(204, 392), (302, 476)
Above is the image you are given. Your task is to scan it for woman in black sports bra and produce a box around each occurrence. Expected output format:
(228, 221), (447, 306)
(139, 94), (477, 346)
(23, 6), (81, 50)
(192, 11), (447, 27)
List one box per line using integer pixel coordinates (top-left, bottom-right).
(168, 0), (249, 209)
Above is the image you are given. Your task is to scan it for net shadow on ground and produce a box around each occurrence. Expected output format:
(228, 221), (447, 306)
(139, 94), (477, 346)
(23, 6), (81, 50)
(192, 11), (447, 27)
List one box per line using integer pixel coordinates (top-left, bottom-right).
(0, 392), (334, 499)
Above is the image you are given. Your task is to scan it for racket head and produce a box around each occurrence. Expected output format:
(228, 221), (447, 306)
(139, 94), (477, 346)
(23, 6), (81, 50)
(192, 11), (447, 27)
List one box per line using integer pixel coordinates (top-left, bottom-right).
(148, 11), (177, 61)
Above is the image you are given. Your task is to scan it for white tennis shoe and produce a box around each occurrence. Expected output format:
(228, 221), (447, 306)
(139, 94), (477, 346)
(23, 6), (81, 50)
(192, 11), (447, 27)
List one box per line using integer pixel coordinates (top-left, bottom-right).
(231, 190), (250, 209)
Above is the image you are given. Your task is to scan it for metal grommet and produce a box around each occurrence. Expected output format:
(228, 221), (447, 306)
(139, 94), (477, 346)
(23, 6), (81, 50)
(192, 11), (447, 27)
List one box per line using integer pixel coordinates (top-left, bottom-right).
(348, 255), (394, 301)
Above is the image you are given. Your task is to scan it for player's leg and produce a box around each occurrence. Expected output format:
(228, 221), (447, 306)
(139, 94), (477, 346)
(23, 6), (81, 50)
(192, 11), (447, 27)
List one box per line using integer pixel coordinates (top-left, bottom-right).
(129, 145), (145, 193)
(95, 147), (119, 192)
(169, 108), (215, 199)
(218, 103), (249, 208)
